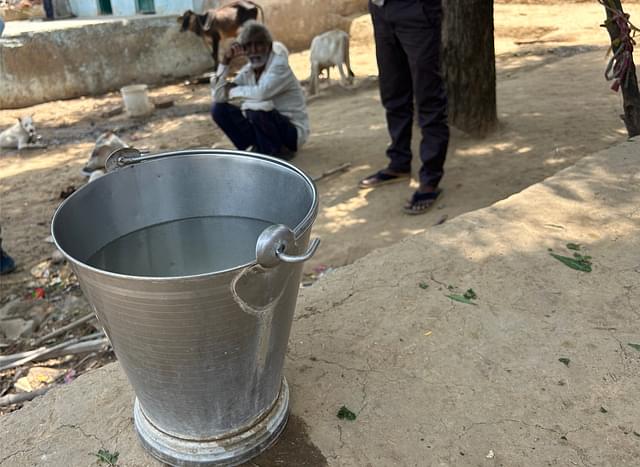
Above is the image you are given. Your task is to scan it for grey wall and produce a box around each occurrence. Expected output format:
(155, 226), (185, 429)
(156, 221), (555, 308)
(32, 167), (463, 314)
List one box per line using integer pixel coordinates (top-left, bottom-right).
(0, 16), (214, 109)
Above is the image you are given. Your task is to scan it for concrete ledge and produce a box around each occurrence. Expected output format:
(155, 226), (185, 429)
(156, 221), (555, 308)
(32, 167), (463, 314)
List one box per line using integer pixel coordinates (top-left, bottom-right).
(0, 16), (213, 109)
(1, 139), (639, 466)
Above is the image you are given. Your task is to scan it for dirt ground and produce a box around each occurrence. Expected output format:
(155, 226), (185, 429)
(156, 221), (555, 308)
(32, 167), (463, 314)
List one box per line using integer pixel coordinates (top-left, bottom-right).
(0, 1), (638, 291)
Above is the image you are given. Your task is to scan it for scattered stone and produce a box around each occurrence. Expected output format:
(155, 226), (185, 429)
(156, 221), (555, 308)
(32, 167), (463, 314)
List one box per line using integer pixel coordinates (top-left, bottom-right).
(0, 318), (36, 340)
(14, 367), (65, 392)
(30, 260), (51, 279)
(486, 449), (495, 459)
(51, 250), (65, 265)
(0, 298), (23, 320)
(59, 294), (88, 314)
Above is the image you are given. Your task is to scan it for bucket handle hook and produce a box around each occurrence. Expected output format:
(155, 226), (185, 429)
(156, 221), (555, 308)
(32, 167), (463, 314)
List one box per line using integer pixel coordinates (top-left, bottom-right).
(256, 224), (320, 268)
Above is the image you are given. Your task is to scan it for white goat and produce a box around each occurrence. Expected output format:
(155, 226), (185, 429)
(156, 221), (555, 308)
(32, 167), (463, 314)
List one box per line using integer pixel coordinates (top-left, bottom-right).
(308, 30), (355, 95)
(0, 116), (46, 150)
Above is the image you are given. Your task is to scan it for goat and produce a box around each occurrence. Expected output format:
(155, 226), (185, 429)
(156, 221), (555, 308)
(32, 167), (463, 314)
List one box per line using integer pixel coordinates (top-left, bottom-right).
(82, 132), (128, 175)
(0, 116), (46, 150)
(308, 30), (355, 96)
(178, 1), (264, 68)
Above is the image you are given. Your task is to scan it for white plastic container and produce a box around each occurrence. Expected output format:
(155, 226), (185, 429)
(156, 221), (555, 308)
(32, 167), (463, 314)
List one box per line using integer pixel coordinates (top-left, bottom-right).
(120, 84), (154, 117)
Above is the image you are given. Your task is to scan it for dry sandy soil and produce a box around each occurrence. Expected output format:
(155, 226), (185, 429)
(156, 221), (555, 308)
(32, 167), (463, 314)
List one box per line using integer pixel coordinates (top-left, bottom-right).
(1, 1), (638, 295)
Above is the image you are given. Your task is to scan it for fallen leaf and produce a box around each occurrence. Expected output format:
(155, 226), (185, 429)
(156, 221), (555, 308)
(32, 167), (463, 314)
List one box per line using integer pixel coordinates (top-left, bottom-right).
(559, 358), (571, 366)
(463, 288), (477, 300)
(566, 243), (581, 251)
(550, 253), (592, 272)
(419, 282), (429, 290)
(600, 406), (608, 413)
(337, 405), (357, 421)
(446, 294), (477, 305)
(424, 331), (432, 337)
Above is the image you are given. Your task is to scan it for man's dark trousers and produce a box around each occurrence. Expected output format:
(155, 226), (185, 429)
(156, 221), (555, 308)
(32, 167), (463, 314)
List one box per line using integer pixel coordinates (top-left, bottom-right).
(370, 0), (449, 188)
(211, 102), (298, 156)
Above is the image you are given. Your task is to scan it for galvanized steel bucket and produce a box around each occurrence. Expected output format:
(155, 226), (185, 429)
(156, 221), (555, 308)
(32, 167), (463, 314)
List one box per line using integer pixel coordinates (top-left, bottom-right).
(51, 149), (319, 466)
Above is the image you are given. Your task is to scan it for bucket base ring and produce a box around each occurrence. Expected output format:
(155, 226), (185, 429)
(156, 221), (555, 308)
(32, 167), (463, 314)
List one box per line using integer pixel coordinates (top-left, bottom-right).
(134, 378), (289, 466)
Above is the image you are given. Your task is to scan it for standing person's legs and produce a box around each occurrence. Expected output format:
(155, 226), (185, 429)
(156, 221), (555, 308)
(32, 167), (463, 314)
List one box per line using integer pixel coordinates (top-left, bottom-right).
(393, 0), (449, 191)
(245, 110), (298, 159)
(359, 1), (414, 188)
(43, 0), (55, 20)
(211, 102), (256, 150)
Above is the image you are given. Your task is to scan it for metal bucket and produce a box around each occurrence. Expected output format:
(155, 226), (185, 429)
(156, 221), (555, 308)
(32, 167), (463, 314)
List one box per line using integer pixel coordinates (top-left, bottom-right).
(51, 149), (319, 466)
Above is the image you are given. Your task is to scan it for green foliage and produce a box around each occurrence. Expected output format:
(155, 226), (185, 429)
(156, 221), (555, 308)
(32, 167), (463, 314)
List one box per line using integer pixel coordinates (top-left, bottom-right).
(446, 294), (477, 305)
(550, 253), (592, 272)
(93, 449), (119, 466)
(337, 406), (357, 421)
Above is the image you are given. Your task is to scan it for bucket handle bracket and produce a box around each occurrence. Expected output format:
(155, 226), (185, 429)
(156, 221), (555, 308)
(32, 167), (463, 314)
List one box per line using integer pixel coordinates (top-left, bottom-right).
(256, 225), (320, 268)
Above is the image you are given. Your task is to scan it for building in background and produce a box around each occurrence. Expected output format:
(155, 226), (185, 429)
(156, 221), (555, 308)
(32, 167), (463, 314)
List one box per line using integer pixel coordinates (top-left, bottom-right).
(67, 0), (216, 17)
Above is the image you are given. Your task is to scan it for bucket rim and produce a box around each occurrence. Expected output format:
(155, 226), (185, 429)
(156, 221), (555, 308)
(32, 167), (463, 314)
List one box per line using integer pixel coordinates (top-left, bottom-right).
(51, 149), (319, 281)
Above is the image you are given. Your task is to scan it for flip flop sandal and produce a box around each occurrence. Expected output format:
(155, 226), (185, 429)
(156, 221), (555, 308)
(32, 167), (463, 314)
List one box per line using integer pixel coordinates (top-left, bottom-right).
(403, 189), (442, 215)
(358, 170), (411, 189)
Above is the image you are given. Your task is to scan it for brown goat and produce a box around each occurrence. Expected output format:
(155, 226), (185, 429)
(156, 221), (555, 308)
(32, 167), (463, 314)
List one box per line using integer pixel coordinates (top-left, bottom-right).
(178, 1), (264, 68)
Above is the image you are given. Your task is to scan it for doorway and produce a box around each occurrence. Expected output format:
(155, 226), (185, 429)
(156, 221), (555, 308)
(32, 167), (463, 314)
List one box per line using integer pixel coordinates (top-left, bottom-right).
(98, 0), (112, 15)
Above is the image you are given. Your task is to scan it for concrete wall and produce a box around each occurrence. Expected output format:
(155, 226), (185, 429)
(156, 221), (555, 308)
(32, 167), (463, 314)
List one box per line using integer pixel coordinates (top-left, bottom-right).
(0, 0), (369, 108)
(111, 0), (137, 16)
(68, 0), (99, 17)
(155, 0), (194, 15)
(0, 16), (214, 109)
(261, 0), (368, 51)
(68, 0), (207, 17)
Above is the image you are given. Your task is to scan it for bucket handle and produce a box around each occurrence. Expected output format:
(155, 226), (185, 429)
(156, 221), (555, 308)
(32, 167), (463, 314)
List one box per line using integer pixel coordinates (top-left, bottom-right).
(256, 224), (320, 268)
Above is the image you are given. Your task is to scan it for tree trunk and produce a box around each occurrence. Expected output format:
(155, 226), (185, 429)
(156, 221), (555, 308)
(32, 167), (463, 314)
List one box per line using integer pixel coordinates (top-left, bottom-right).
(601, 0), (640, 138)
(442, 0), (497, 137)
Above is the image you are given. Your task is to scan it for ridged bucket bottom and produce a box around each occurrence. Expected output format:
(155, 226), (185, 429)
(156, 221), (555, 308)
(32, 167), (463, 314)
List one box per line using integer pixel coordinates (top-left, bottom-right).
(134, 378), (290, 466)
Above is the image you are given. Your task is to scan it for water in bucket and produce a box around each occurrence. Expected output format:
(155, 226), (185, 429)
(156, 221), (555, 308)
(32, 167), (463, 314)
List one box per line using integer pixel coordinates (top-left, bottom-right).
(87, 216), (272, 277)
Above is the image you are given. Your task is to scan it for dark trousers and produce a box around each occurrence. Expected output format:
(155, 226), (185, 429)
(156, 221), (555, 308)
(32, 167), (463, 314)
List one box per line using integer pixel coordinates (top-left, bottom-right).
(43, 0), (55, 19)
(211, 102), (298, 156)
(370, 0), (449, 188)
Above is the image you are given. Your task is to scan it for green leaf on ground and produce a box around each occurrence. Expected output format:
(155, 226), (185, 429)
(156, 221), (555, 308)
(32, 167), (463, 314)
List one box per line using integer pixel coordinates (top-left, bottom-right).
(550, 253), (592, 272)
(573, 253), (591, 261)
(559, 358), (571, 367)
(628, 343), (640, 352)
(566, 243), (581, 251)
(447, 284), (455, 290)
(463, 289), (477, 300)
(419, 281), (429, 290)
(446, 294), (477, 305)
(93, 449), (119, 466)
(337, 405), (357, 421)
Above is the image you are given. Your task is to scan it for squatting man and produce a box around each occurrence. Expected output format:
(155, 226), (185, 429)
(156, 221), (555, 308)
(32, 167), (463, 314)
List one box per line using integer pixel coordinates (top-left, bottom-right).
(210, 21), (309, 161)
